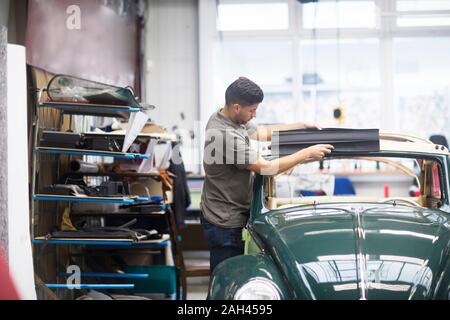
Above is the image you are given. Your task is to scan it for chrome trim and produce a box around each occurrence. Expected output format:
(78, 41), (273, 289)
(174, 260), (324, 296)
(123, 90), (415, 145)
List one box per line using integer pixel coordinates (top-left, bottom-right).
(234, 277), (281, 300)
(354, 207), (368, 300)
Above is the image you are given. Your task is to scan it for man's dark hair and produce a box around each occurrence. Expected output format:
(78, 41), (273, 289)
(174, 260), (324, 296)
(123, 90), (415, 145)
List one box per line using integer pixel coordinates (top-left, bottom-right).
(225, 77), (264, 107)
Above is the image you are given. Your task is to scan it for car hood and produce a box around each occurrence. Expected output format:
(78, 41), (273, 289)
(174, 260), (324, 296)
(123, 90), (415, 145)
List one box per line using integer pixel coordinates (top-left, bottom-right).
(253, 203), (450, 300)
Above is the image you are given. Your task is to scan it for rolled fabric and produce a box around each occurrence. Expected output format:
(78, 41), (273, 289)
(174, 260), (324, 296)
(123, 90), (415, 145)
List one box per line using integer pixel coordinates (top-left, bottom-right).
(70, 160), (100, 173)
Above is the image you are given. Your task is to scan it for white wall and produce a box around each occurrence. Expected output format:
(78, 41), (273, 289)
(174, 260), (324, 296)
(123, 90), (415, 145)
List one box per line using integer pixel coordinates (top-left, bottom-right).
(144, 0), (200, 172)
(7, 44), (36, 300)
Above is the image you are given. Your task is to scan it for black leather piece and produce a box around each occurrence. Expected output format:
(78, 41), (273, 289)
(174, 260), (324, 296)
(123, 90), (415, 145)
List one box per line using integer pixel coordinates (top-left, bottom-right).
(42, 184), (87, 196)
(48, 227), (162, 241)
(40, 131), (87, 149)
(40, 131), (126, 152)
(120, 202), (166, 213)
(87, 135), (124, 152)
(42, 181), (129, 197)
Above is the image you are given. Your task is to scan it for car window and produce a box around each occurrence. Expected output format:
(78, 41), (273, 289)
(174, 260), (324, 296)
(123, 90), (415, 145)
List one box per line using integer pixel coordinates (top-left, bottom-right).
(264, 156), (445, 210)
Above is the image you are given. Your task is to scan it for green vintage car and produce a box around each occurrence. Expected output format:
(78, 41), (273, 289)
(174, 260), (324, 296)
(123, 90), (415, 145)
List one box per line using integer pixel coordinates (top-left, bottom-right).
(208, 133), (450, 300)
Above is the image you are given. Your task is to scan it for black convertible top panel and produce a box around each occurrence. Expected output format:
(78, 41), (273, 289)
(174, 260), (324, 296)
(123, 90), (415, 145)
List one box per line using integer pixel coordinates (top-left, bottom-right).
(271, 128), (380, 156)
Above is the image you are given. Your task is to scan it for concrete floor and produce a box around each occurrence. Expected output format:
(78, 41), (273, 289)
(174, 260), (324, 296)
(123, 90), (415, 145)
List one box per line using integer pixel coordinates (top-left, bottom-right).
(186, 276), (209, 300)
(184, 250), (210, 300)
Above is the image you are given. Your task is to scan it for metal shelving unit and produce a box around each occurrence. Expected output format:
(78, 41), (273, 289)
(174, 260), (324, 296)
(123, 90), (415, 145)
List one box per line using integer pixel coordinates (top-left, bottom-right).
(30, 89), (178, 298)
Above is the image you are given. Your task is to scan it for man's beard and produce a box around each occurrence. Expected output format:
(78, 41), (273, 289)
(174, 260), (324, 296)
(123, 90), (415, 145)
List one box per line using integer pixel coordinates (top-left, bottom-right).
(237, 117), (250, 125)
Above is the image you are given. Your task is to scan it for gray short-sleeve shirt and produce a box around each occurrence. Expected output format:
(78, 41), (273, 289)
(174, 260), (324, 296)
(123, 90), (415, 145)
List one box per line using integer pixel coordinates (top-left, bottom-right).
(200, 110), (258, 228)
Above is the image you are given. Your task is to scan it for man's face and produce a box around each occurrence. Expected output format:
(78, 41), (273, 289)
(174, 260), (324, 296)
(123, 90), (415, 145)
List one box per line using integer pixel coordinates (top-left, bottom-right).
(233, 103), (258, 125)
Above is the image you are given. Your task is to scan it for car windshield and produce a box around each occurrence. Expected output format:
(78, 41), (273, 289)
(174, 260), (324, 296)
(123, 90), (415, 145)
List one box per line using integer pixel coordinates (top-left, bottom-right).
(264, 156), (446, 210)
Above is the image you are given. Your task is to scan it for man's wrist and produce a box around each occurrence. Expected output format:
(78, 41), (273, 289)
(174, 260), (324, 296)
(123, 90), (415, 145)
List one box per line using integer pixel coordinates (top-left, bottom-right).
(297, 147), (310, 161)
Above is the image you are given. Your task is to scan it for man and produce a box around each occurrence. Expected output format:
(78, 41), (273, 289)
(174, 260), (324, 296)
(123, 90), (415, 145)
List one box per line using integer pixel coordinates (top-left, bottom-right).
(201, 77), (334, 272)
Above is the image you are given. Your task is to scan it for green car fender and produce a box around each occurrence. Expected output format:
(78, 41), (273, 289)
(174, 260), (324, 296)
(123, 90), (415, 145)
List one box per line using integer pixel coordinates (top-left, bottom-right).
(208, 253), (293, 300)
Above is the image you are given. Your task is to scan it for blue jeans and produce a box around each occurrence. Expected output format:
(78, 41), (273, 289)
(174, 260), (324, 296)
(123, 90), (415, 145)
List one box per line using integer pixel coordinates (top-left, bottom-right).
(200, 216), (244, 273)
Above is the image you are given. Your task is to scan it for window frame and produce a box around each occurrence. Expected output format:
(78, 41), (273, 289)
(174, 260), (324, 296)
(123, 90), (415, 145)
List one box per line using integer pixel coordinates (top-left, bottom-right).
(199, 0), (450, 173)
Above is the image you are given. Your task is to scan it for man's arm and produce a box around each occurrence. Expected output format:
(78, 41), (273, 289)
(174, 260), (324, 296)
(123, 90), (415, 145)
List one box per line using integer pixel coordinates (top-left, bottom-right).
(250, 122), (320, 142)
(246, 144), (333, 176)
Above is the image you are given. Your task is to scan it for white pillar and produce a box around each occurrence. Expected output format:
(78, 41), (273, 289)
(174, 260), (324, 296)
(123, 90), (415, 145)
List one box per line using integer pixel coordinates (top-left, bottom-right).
(7, 44), (37, 300)
(0, 26), (7, 258)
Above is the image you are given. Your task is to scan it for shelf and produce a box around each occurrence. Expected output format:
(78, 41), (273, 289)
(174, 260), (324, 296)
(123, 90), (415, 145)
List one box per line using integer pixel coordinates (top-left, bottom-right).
(59, 272), (149, 279)
(85, 131), (177, 142)
(135, 197), (165, 203)
(40, 101), (140, 118)
(33, 234), (171, 247)
(33, 92), (179, 299)
(34, 147), (150, 159)
(33, 194), (137, 204)
(74, 171), (162, 178)
(45, 284), (135, 290)
(33, 193), (166, 203)
(69, 211), (167, 216)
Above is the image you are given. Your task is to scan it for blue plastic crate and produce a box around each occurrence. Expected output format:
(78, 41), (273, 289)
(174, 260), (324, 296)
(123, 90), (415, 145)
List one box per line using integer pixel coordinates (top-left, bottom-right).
(124, 265), (178, 294)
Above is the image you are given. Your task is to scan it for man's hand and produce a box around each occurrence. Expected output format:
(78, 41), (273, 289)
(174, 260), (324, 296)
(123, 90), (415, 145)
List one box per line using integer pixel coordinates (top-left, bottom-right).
(303, 122), (321, 130)
(305, 144), (334, 160)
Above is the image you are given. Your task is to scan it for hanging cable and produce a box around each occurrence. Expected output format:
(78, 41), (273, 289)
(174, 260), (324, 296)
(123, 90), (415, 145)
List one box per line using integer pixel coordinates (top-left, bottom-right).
(336, 0), (341, 106)
(312, 1), (318, 122)
(334, 0), (345, 125)
(216, 0), (223, 43)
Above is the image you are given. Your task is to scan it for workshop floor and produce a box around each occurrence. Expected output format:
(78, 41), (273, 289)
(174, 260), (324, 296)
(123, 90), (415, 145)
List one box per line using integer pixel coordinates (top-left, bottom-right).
(186, 276), (209, 300)
(184, 250), (210, 300)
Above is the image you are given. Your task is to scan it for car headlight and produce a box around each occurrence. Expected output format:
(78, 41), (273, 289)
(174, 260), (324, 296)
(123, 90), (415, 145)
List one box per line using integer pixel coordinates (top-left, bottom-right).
(234, 278), (281, 300)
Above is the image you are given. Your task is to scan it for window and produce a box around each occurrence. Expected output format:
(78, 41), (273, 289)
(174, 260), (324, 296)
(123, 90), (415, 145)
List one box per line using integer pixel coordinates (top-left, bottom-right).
(204, 0), (450, 149)
(302, 0), (376, 29)
(397, 1), (450, 11)
(265, 156), (444, 209)
(397, 15), (450, 27)
(301, 39), (380, 128)
(393, 38), (450, 139)
(213, 39), (294, 125)
(217, 2), (289, 31)
(397, 0), (450, 27)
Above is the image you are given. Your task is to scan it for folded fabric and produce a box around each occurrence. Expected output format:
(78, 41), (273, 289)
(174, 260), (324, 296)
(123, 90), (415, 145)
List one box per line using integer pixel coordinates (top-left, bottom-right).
(40, 131), (125, 152)
(40, 131), (87, 149)
(119, 201), (165, 213)
(42, 181), (129, 197)
(42, 184), (88, 197)
(129, 205), (165, 213)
